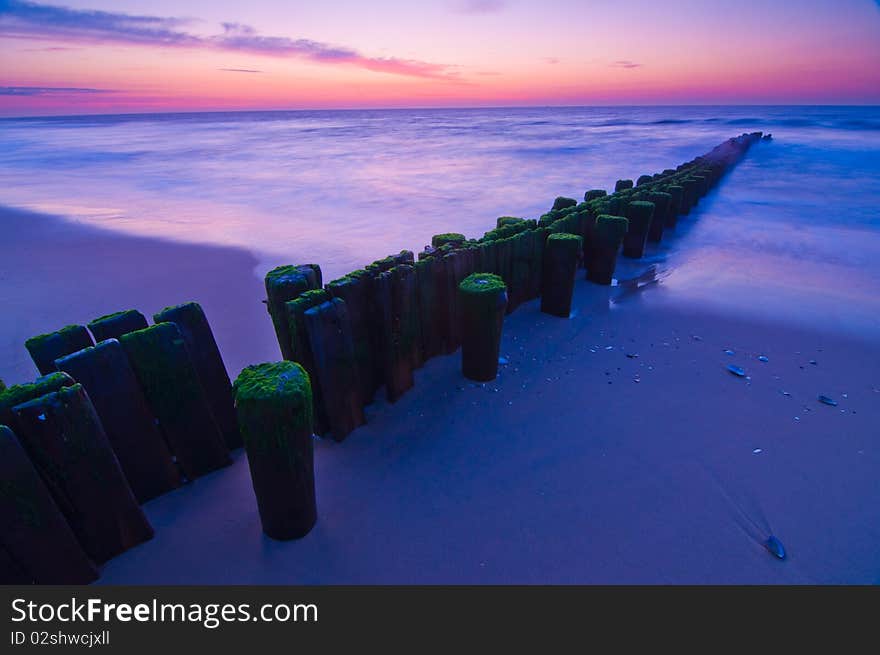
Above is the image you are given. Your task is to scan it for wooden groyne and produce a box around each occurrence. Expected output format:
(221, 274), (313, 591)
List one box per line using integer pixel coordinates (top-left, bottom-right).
(0, 132), (764, 580)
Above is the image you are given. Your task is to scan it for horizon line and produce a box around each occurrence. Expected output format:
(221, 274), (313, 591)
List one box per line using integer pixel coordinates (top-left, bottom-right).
(2, 101), (879, 121)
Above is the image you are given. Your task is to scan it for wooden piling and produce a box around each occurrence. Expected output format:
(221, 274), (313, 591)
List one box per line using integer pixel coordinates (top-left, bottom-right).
(326, 271), (377, 403)
(0, 372), (75, 433)
(233, 362), (317, 540)
(120, 323), (230, 479)
(615, 179), (634, 192)
(646, 191), (672, 243)
(87, 309), (149, 342)
(55, 340), (182, 503)
(25, 325), (93, 376)
(541, 233), (582, 318)
(0, 424), (99, 584)
(264, 264), (322, 361)
(11, 384), (153, 563)
(284, 289), (331, 436)
(586, 215), (628, 285)
(303, 298), (365, 441)
(664, 185), (684, 228)
(153, 302), (241, 450)
(459, 273), (508, 382)
(622, 201), (655, 259)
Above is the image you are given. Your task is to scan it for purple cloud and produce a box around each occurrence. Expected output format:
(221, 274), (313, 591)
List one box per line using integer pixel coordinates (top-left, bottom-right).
(611, 60), (642, 69)
(543, 57), (560, 65)
(0, 1), (456, 80)
(219, 68), (263, 73)
(0, 86), (114, 96)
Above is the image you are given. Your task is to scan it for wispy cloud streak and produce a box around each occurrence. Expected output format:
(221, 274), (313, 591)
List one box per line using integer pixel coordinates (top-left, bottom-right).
(452, 0), (510, 14)
(219, 68), (263, 73)
(0, 86), (113, 96)
(0, 1), (456, 79)
(611, 60), (642, 69)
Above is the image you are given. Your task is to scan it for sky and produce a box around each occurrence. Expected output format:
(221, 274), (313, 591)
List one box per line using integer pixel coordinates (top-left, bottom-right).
(1, 0), (879, 115)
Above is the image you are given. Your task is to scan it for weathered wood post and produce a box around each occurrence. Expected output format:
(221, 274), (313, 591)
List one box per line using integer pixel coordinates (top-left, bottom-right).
(622, 200), (655, 259)
(541, 233), (582, 318)
(25, 325), (93, 375)
(552, 197), (577, 211)
(431, 233), (465, 249)
(304, 298), (365, 441)
(646, 191), (672, 243)
(459, 273), (508, 382)
(636, 174), (654, 187)
(264, 264), (322, 361)
(284, 289), (331, 435)
(664, 185), (684, 228)
(584, 189), (607, 202)
(87, 309), (149, 342)
(615, 179), (634, 192)
(233, 362), (317, 540)
(120, 323), (230, 479)
(0, 372), (75, 432)
(55, 340), (182, 503)
(0, 424), (99, 584)
(387, 264), (419, 401)
(12, 384), (154, 563)
(153, 302), (241, 450)
(680, 177), (701, 214)
(327, 271), (377, 403)
(586, 215), (629, 285)
(414, 257), (440, 363)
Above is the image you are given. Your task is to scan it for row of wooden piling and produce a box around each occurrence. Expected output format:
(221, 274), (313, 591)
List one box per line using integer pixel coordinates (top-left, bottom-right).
(263, 131), (765, 441)
(1, 301), (240, 583)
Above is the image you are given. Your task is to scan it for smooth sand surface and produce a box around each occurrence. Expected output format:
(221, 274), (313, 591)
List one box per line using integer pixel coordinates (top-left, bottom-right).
(3, 206), (878, 584)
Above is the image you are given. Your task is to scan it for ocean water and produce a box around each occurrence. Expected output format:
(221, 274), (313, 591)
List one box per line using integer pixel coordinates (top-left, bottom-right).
(1, 105), (879, 338)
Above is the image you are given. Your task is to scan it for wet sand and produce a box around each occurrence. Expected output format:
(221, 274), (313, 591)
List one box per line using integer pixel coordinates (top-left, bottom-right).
(3, 205), (878, 584)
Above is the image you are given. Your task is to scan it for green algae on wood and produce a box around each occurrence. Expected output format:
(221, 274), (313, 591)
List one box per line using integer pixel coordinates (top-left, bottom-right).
(55, 339), (182, 503)
(25, 325), (93, 376)
(0, 372), (75, 431)
(551, 197), (577, 211)
(541, 233), (582, 319)
(432, 233), (466, 249)
(87, 309), (148, 342)
(584, 189), (607, 202)
(458, 273), (507, 382)
(153, 301), (241, 450)
(636, 174), (654, 187)
(233, 361), (317, 540)
(11, 384), (154, 564)
(120, 322), (230, 480)
(615, 179), (634, 192)
(0, 424), (98, 584)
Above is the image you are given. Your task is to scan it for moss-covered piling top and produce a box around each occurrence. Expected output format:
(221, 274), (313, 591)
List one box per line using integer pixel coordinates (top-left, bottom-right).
(496, 216), (524, 228)
(154, 301), (203, 320)
(584, 189), (607, 201)
(25, 324), (88, 349)
(551, 197), (577, 211)
(459, 273), (506, 296)
(595, 215), (629, 246)
(431, 233), (466, 249)
(615, 179), (634, 192)
(264, 264), (317, 292)
(0, 371), (75, 415)
(88, 309), (144, 326)
(234, 361), (312, 403)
